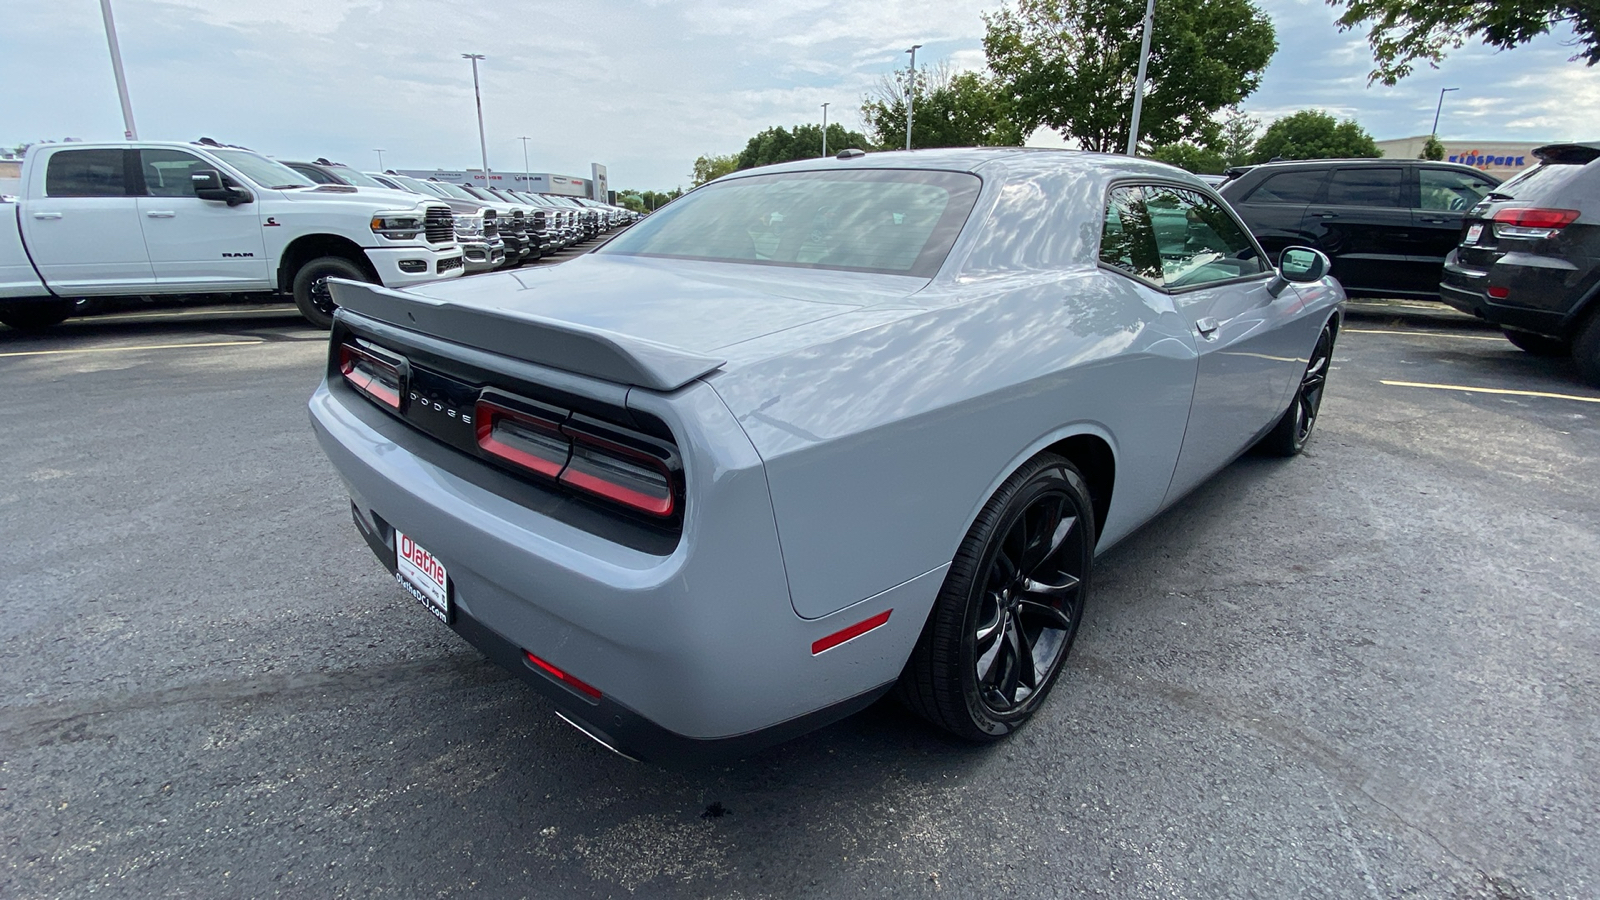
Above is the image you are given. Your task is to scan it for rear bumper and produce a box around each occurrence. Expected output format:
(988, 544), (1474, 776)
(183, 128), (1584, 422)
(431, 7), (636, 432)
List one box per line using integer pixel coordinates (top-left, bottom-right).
(1441, 249), (1593, 335)
(308, 372), (930, 760)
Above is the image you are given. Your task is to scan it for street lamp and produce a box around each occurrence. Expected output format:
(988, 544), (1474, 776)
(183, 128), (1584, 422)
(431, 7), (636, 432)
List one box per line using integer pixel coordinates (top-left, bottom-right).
(518, 136), (532, 191)
(905, 44), (922, 151)
(821, 102), (830, 157)
(98, 0), (138, 139)
(462, 53), (489, 181)
(1431, 87), (1459, 137)
(374, 149), (386, 170)
(1126, 0), (1155, 155)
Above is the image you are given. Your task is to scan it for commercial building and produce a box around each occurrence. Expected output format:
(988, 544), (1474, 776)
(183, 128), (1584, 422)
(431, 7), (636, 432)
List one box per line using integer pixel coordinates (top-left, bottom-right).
(1376, 136), (1544, 177)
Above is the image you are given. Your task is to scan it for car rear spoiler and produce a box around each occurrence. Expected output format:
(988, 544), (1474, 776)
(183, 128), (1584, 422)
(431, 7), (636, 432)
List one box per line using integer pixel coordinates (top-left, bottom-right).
(327, 279), (726, 392)
(1532, 143), (1600, 165)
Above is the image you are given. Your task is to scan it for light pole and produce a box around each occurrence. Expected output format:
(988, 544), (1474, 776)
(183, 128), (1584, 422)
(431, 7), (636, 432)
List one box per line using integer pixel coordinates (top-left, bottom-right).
(374, 149), (386, 170)
(98, 0), (138, 139)
(462, 53), (489, 181)
(518, 136), (532, 191)
(820, 102), (830, 157)
(1431, 87), (1459, 137)
(905, 44), (922, 151)
(1126, 0), (1155, 155)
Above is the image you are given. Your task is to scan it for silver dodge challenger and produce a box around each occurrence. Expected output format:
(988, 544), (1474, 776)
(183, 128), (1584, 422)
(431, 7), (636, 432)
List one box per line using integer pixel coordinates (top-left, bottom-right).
(309, 148), (1343, 763)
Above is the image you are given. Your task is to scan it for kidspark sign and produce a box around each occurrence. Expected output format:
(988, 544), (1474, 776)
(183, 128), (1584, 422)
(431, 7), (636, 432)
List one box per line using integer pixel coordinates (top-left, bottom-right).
(1449, 150), (1527, 169)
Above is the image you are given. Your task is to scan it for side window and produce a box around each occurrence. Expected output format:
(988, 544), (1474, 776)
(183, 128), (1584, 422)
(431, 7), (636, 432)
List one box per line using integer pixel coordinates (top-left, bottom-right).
(1145, 186), (1266, 288)
(1244, 170), (1325, 204)
(1325, 167), (1406, 208)
(1099, 186), (1162, 284)
(44, 149), (128, 197)
(1419, 168), (1496, 211)
(139, 149), (209, 198)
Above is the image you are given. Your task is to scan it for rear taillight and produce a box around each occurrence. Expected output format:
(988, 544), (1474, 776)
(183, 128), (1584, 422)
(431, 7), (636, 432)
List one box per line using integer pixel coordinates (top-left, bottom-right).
(474, 395), (680, 519)
(559, 419), (677, 518)
(339, 342), (403, 410)
(475, 398), (569, 478)
(1493, 207), (1580, 240)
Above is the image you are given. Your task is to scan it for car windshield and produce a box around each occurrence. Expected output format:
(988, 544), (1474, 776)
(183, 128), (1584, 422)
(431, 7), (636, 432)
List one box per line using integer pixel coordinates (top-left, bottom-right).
(600, 169), (981, 277)
(429, 182), (479, 202)
(210, 149), (315, 189)
(333, 167), (388, 189)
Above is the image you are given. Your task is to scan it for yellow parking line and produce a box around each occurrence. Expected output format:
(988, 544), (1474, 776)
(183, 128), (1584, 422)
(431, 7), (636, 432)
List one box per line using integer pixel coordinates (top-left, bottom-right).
(1381, 379), (1600, 404)
(0, 339), (264, 359)
(1347, 328), (1506, 342)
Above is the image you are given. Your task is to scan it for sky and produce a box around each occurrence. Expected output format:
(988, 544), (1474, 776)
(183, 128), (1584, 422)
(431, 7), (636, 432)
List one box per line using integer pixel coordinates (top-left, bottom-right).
(3, 0), (1597, 190)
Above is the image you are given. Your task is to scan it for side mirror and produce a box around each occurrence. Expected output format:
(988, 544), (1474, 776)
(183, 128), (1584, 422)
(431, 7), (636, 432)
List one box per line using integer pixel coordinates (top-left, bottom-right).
(1268, 246), (1331, 296)
(192, 169), (253, 206)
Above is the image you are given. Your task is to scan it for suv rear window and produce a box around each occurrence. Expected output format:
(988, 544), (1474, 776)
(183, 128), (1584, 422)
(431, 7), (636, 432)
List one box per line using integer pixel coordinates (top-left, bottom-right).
(600, 169), (981, 277)
(1245, 170), (1325, 204)
(1492, 160), (1596, 204)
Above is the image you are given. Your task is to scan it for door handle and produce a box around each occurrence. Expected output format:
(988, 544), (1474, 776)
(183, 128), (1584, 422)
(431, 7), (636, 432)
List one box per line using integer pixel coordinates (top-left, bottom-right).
(1196, 317), (1220, 338)
(145, 210), (177, 218)
(32, 212), (62, 220)
(1421, 218), (1450, 224)
(1313, 212), (1338, 219)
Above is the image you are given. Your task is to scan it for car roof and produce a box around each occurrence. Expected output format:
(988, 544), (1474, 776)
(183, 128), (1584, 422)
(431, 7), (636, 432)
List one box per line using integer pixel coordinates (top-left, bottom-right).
(716, 147), (1201, 187)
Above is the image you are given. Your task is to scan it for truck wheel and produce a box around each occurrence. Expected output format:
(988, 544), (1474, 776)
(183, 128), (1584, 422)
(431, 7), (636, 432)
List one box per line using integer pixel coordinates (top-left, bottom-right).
(292, 256), (370, 329)
(0, 300), (75, 331)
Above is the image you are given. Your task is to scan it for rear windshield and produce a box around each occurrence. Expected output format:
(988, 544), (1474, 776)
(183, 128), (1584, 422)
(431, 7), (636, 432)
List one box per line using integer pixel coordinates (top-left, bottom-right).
(600, 169), (981, 277)
(1492, 160), (1596, 204)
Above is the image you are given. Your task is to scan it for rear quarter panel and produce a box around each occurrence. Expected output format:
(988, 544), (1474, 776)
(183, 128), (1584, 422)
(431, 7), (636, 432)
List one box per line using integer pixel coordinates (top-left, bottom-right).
(708, 268), (1198, 620)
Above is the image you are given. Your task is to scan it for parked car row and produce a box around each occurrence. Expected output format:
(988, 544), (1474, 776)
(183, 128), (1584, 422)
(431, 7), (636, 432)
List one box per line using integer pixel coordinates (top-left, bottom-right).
(1219, 146), (1600, 385)
(0, 139), (638, 331)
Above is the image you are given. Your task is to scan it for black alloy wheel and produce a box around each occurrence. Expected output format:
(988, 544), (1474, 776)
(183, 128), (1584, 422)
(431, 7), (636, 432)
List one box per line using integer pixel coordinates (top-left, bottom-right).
(292, 256), (370, 329)
(0, 299), (75, 331)
(1259, 321), (1335, 456)
(898, 453), (1094, 741)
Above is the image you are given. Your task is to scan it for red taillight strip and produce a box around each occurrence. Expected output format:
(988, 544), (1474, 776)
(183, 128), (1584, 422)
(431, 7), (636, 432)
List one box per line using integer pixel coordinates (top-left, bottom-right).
(524, 650), (602, 700)
(474, 399), (568, 478)
(811, 609), (892, 655)
(339, 343), (401, 409)
(559, 421), (679, 518)
(1492, 207), (1579, 229)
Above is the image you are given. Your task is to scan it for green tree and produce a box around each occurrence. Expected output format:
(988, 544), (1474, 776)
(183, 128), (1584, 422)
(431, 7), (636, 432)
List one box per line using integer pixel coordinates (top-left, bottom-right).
(1421, 134), (1446, 160)
(1250, 110), (1380, 163)
(616, 188), (683, 213)
(860, 62), (1026, 149)
(691, 153), (739, 186)
(1218, 107), (1261, 168)
(983, 0), (1277, 153)
(1329, 0), (1599, 85)
(1150, 142), (1226, 174)
(735, 123), (874, 170)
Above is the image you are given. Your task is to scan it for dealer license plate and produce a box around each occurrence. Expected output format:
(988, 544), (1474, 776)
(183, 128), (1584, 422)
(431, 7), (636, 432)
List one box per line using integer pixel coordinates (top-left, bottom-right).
(1465, 223), (1484, 244)
(395, 530), (450, 623)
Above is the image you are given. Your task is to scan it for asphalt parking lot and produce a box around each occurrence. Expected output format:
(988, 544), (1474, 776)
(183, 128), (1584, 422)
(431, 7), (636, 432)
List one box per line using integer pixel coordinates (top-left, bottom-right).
(2, 283), (1597, 898)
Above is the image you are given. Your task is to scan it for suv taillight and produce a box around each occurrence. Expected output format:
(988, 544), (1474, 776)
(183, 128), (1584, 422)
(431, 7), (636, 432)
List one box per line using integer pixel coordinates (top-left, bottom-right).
(339, 342), (403, 410)
(1493, 207), (1580, 240)
(474, 397), (680, 519)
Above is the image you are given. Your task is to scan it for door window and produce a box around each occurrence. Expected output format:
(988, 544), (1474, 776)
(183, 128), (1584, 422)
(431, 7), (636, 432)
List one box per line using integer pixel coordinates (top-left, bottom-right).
(139, 149), (210, 197)
(1325, 167), (1406, 207)
(1144, 186), (1266, 288)
(1418, 168), (1496, 211)
(1098, 186), (1162, 284)
(44, 149), (129, 197)
(1245, 170), (1325, 204)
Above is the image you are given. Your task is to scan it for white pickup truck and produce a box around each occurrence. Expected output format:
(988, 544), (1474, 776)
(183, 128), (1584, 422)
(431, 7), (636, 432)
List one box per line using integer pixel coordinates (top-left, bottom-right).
(0, 141), (464, 329)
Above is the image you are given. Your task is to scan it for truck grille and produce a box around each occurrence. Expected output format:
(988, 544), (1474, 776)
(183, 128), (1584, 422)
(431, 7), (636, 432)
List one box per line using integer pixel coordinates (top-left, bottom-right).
(424, 206), (454, 244)
(508, 210), (527, 236)
(483, 209), (499, 240)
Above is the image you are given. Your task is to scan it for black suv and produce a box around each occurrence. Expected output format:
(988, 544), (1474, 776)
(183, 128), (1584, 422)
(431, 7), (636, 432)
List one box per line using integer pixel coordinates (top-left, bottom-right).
(1441, 143), (1600, 383)
(1220, 158), (1501, 299)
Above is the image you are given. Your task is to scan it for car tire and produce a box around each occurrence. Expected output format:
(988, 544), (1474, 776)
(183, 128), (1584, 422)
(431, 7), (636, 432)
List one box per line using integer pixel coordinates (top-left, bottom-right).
(1257, 320), (1336, 457)
(0, 299), (75, 331)
(1501, 327), (1569, 357)
(897, 452), (1094, 742)
(1574, 307), (1600, 387)
(292, 256), (370, 329)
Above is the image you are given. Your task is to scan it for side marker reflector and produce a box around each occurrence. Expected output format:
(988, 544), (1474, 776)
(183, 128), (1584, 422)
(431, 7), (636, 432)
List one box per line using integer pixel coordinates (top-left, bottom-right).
(524, 650), (603, 700)
(812, 610), (892, 655)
